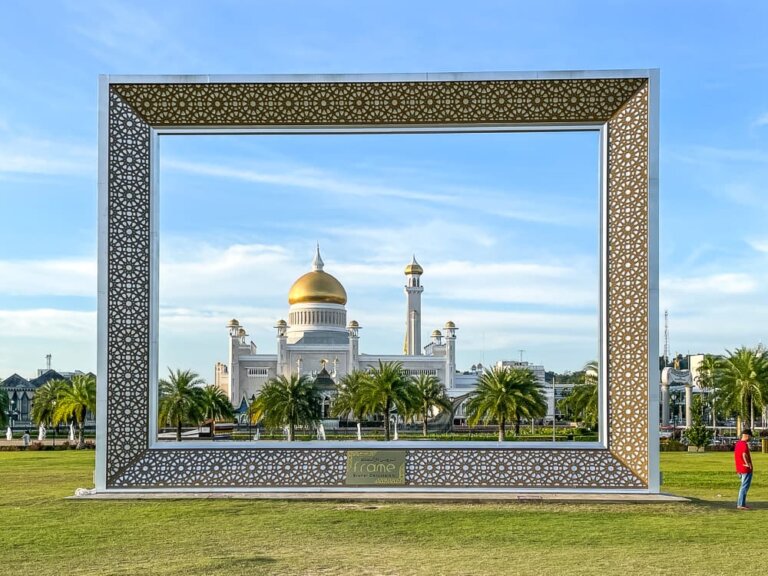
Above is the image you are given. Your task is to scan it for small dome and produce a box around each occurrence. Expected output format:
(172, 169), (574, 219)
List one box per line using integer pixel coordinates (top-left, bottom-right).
(431, 329), (442, 337)
(404, 255), (423, 276)
(238, 327), (247, 337)
(348, 320), (359, 328)
(276, 319), (287, 326)
(444, 320), (456, 329)
(227, 318), (240, 328)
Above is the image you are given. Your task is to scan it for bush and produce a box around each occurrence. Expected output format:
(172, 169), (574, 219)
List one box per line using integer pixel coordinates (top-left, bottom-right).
(660, 439), (686, 452)
(683, 397), (713, 449)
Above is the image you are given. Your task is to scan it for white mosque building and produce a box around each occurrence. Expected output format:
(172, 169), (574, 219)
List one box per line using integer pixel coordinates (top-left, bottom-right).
(214, 246), (461, 413)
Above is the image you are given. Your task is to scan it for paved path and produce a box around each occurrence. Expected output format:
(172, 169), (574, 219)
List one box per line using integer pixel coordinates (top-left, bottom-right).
(72, 490), (687, 502)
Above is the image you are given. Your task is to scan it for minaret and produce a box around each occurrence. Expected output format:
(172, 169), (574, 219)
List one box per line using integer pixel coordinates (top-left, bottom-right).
(275, 319), (288, 377)
(444, 321), (457, 389)
(227, 318), (241, 403)
(348, 320), (361, 373)
(404, 255), (424, 356)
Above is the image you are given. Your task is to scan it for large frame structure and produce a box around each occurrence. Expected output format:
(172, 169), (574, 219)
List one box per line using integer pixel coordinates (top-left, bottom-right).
(96, 71), (659, 493)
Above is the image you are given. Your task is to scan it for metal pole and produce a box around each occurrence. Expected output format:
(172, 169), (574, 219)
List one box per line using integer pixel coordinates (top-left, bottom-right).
(552, 376), (556, 443)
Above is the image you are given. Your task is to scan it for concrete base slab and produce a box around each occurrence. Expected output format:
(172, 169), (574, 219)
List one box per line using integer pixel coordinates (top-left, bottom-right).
(69, 490), (688, 503)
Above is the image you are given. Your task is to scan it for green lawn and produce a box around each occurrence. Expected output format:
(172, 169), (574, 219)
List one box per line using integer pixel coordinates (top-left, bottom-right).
(1, 451), (765, 575)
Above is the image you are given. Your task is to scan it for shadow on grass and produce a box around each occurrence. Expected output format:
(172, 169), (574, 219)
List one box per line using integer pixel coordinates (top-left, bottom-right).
(671, 493), (766, 512)
(207, 555), (276, 569)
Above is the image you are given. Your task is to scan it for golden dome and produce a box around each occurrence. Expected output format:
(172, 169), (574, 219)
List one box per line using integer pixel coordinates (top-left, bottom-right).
(444, 321), (456, 329)
(348, 320), (359, 327)
(289, 245), (348, 305)
(431, 329), (442, 337)
(289, 271), (347, 305)
(404, 255), (423, 276)
(227, 318), (240, 328)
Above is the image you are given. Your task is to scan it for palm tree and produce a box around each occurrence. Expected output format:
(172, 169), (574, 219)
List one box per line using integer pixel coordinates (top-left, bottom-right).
(158, 368), (206, 442)
(558, 360), (598, 429)
(583, 360), (598, 386)
(360, 361), (414, 441)
(331, 370), (368, 440)
(558, 381), (598, 429)
(411, 374), (452, 437)
(31, 378), (68, 427)
(716, 346), (768, 432)
(466, 366), (547, 441)
(52, 374), (96, 449)
(249, 374), (320, 441)
(198, 385), (235, 428)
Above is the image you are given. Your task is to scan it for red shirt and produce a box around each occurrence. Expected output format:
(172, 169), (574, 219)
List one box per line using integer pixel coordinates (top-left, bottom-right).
(735, 440), (752, 474)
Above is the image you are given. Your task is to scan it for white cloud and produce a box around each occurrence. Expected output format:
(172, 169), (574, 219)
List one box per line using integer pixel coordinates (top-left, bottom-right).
(676, 145), (768, 165)
(66, 0), (200, 68)
(749, 239), (768, 253)
(0, 136), (95, 177)
(0, 309), (96, 377)
(164, 158), (462, 205)
(0, 308), (95, 338)
(164, 157), (588, 226)
(422, 260), (596, 308)
(0, 258), (96, 297)
(662, 272), (758, 297)
(754, 112), (768, 127)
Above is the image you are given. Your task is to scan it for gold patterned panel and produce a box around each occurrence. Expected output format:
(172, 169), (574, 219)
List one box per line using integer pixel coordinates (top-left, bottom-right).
(606, 85), (650, 483)
(102, 75), (654, 491)
(113, 79), (644, 126)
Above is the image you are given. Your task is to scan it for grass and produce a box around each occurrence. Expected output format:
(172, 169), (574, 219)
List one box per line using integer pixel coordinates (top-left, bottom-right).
(1, 451), (766, 575)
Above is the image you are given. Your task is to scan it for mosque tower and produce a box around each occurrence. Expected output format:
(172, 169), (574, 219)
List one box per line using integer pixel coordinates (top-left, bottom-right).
(404, 255), (424, 355)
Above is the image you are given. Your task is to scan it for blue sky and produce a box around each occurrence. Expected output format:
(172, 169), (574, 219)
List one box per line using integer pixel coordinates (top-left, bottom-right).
(1, 0), (767, 380)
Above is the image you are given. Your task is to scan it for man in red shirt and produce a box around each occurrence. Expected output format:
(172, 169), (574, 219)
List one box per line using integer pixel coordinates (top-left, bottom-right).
(734, 428), (753, 510)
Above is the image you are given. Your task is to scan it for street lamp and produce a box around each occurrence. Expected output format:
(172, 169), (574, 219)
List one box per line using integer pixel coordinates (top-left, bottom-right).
(52, 400), (57, 448)
(7, 399), (18, 438)
(552, 376), (557, 443)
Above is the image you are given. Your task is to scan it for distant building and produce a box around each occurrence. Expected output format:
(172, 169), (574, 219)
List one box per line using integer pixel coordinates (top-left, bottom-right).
(1, 367), (94, 428)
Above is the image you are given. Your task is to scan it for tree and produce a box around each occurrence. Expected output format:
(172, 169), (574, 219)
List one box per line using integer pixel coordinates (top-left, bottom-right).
(716, 346), (768, 432)
(360, 361), (414, 441)
(558, 360), (598, 429)
(466, 366), (547, 441)
(331, 370), (368, 440)
(31, 378), (68, 427)
(198, 385), (234, 425)
(249, 373), (320, 441)
(683, 395), (713, 450)
(410, 374), (452, 437)
(0, 388), (9, 428)
(52, 374), (96, 449)
(158, 368), (206, 442)
(695, 354), (720, 430)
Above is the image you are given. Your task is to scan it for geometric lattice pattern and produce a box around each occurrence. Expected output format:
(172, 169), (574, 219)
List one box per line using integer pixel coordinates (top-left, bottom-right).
(112, 78), (645, 127)
(606, 85), (650, 483)
(100, 73), (655, 491)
